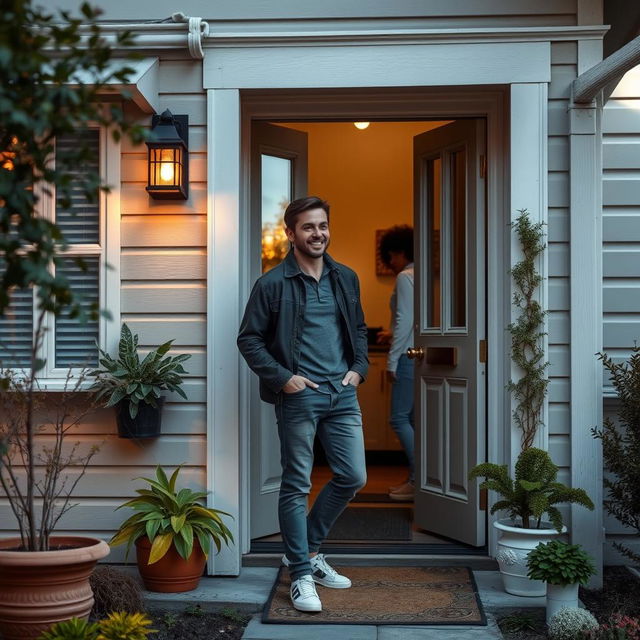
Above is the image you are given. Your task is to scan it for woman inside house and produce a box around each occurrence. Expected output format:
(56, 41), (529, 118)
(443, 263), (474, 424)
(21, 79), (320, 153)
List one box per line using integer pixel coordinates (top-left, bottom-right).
(377, 225), (415, 501)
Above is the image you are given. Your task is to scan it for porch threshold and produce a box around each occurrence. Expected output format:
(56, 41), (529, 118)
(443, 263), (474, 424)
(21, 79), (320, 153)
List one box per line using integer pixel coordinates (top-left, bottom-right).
(243, 552), (497, 571)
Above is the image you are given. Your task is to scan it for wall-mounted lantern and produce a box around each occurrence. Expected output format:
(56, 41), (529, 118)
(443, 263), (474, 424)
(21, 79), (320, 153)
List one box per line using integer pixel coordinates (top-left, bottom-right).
(146, 109), (189, 200)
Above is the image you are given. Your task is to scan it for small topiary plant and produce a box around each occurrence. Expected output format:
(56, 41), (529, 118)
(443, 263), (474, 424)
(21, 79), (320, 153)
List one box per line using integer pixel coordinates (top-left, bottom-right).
(548, 608), (599, 640)
(527, 540), (595, 586)
(469, 447), (594, 531)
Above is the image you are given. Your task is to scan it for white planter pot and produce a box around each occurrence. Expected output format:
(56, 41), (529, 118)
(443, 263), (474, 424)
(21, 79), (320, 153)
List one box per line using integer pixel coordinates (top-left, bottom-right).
(546, 582), (580, 623)
(493, 519), (567, 597)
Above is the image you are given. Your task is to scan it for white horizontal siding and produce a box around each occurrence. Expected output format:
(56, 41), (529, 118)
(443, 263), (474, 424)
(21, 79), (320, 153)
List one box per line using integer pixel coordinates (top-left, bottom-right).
(50, 0), (577, 25)
(0, 59), (211, 547)
(602, 66), (640, 557)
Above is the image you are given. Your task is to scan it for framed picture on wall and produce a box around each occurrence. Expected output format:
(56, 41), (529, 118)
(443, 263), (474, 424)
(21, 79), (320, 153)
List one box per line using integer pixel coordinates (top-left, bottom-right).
(375, 229), (395, 276)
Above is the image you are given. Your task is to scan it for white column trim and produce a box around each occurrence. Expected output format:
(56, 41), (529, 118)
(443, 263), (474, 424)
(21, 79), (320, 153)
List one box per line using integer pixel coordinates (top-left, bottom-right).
(206, 88), (242, 576)
(568, 101), (604, 588)
(508, 83), (549, 463)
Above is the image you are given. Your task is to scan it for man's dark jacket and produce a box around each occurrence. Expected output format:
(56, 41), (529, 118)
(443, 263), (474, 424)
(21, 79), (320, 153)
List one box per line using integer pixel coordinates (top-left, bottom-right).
(237, 251), (369, 404)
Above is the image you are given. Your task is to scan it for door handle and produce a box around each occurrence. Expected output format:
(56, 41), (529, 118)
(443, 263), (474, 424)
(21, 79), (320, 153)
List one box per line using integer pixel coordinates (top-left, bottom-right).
(406, 346), (425, 360)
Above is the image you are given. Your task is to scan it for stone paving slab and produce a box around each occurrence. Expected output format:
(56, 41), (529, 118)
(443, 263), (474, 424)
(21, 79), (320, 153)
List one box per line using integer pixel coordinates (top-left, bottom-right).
(242, 616), (378, 639)
(377, 614), (503, 640)
(242, 614), (503, 640)
(118, 565), (279, 613)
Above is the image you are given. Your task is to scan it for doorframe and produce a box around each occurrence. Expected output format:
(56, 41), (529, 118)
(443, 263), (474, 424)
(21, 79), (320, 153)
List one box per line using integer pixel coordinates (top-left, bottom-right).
(207, 85), (549, 575)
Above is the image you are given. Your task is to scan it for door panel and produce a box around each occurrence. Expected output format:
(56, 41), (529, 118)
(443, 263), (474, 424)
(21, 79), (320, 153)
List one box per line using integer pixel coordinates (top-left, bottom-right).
(250, 122), (308, 539)
(413, 120), (486, 546)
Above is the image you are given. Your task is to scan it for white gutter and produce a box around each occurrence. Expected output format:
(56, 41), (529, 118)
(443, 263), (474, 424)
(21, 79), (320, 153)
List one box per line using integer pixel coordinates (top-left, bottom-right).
(78, 13), (209, 59)
(573, 34), (640, 104)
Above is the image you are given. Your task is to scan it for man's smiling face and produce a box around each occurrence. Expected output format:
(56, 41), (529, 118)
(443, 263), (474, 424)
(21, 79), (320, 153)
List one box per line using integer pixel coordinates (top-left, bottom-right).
(286, 207), (330, 259)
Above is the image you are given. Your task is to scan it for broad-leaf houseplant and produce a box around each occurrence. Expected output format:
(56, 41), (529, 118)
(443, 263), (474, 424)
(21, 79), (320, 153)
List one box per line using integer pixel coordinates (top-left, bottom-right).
(110, 466), (234, 592)
(527, 540), (595, 622)
(90, 323), (191, 438)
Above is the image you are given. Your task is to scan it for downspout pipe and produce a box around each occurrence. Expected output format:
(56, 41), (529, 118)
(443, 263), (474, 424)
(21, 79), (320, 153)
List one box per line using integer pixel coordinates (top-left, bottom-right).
(572, 34), (640, 103)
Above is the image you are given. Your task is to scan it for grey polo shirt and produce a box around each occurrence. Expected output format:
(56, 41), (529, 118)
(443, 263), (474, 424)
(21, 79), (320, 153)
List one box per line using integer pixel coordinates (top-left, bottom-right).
(297, 268), (348, 392)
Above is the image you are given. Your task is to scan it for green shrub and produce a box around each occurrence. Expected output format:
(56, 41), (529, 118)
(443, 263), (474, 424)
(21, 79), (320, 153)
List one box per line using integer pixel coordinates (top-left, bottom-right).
(592, 346), (640, 564)
(527, 540), (595, 586)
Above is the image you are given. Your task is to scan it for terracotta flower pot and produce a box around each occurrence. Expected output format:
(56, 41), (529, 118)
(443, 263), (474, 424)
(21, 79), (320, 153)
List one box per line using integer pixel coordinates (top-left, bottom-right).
(0, 536), (110, 640)
(135, 536), (206, 592)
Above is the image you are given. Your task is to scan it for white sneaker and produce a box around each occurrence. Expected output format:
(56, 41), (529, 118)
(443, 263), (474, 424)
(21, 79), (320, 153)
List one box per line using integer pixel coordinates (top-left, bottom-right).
(310, 553), (352, 589)
(290, 575), (322, 612)
(282, 554), (352, 589)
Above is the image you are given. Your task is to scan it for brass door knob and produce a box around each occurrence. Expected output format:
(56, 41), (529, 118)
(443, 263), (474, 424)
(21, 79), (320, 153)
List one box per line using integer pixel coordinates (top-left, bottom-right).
(406, 346), (425, 360)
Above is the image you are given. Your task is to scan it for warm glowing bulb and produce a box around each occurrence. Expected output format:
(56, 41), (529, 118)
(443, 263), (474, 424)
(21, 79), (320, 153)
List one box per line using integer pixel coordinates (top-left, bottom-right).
(354, 122), (370, 130)
(160, 162), (174, 183)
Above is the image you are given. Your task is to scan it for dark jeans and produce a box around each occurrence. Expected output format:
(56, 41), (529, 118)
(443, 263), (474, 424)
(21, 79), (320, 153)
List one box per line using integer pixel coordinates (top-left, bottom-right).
(275, 384), (366, 580)
(390, 354), (415, 482)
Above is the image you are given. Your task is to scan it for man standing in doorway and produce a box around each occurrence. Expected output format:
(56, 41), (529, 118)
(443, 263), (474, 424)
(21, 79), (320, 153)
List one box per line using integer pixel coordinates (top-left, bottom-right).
(237, 196), (369, 613)
(377, 225), (415, 501)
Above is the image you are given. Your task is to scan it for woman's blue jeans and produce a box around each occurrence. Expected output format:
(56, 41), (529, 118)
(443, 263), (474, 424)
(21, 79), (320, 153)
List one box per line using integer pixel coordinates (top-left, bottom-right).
(390, 354), (415, 482)
(275, 384), (366, 580)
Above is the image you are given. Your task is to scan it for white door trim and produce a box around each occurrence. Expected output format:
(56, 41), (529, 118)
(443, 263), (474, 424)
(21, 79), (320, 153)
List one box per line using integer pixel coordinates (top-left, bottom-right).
(205, 85), (548, 573)
(206, 88), (242, 576)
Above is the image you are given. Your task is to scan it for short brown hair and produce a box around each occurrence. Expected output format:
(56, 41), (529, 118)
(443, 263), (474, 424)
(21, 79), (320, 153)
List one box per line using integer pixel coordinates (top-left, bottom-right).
(283, 196), (330, 230)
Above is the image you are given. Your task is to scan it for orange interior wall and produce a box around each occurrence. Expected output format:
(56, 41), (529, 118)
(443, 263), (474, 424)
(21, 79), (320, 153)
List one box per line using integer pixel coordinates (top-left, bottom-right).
(280, 121), (448, 329)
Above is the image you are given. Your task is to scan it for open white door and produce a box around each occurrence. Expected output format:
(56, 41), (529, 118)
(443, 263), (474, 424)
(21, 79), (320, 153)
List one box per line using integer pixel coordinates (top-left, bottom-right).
(249, 122), (308, 538)
(412, 120), (486, 546)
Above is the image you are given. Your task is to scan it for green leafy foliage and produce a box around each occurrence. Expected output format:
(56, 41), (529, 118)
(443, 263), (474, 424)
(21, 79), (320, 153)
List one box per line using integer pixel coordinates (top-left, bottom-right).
(109, 465), (234, 565)
(527, 540), (595, 586)
(583, 615), (640, 640)
(0, 0), (147, 320)
(469, 447), (594, 531)
(508, 209), (549, 450)
(38, 618), (99, 640)
(95, 612), (155, 640)
(38, 612), (155, 640)
(90, 323), (191, 418)
(592, 346), (640, 564)
(497, 611), (538, 633)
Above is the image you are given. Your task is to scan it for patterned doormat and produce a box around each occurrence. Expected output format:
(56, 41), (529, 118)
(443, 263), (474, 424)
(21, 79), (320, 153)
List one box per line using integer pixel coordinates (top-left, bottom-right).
(262, 565), (486, 625)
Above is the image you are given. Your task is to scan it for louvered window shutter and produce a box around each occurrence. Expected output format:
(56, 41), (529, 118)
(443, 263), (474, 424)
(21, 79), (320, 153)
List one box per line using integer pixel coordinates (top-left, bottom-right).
(54, 257), (100, 368)
(0, 281), (34, 369)
(53, 130), (101, 368)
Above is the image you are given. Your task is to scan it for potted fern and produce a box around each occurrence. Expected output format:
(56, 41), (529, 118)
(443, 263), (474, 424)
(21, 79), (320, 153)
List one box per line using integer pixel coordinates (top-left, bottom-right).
(469, 447), (594, 597)
(110, 466), (234, 592)
(90, 324), (191, 438)
(526, 540), (595, 622)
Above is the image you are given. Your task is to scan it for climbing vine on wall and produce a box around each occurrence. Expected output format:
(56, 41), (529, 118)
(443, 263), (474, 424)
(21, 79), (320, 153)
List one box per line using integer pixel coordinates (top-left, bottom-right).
(508, 209), (549, 450)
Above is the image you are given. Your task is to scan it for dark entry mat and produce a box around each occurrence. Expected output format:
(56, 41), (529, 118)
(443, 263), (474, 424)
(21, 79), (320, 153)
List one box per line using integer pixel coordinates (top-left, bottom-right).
(262, 565), (487, 625)
(326, 507), (411, 541)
